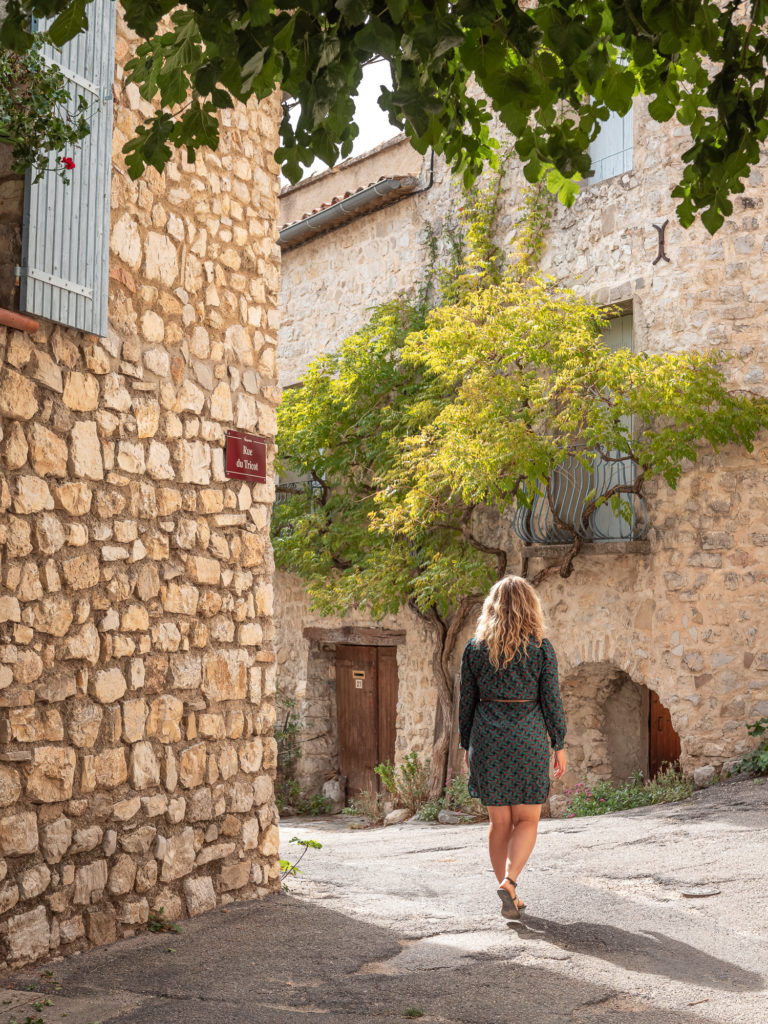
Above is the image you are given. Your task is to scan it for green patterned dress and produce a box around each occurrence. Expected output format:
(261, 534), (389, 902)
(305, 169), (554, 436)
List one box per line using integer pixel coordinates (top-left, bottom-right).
(459, 636), (567, 806)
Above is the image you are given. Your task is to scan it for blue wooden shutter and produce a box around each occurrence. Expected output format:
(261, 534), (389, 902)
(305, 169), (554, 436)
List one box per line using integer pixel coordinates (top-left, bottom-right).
(587, 106), (633, 184)
(19, 0), (117, 337)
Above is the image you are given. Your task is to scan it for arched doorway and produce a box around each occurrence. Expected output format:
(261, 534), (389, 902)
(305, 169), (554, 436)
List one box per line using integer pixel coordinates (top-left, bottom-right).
(560, 663), (681, 785)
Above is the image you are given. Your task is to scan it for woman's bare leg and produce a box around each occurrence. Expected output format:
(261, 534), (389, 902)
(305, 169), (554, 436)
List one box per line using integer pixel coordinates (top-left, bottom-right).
(486, 805), (514, 884)
(500, 803), (542, 897)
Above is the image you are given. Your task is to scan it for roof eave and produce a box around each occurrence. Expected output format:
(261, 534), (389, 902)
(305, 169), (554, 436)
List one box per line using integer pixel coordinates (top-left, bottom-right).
(278, 175), (419, 250)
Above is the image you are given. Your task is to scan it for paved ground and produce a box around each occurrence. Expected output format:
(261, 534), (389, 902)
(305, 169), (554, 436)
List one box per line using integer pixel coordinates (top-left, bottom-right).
(4, 776), (767, 1024)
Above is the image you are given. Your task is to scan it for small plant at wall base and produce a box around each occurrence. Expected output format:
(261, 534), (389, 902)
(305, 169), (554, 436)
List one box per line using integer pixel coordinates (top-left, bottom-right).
(343, 789), (388, 827)
(563, 766), (693, 817)
(375, 752), (431, 815)
(147, 907), (182, 934)
(735, 718), (768, 776)
(0, 43), (88, 182)
(280, 836), (323, 886)
(275, 777), (300, 814)
(418, 771), (486, 822)
(273, 170), (768, 799)
(274, 692), (304, 812)
(442, 771), (485, 819)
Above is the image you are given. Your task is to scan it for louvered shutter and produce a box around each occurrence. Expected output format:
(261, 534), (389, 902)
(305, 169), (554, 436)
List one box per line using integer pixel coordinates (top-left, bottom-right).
(19, 0), (117, 337)
(591, 314), (635, 540)
(587, 106), (633, 184)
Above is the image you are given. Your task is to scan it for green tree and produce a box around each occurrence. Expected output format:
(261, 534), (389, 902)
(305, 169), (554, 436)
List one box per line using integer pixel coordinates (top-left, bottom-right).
(3, 0), (768, 230)
(273, 181), (768, 796)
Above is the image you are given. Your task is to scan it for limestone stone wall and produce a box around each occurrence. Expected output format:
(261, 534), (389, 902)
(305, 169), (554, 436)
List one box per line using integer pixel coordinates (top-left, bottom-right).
(276, 96), (768, 795)
(277, 138), (443, 387)
(0, 14), (281, 966)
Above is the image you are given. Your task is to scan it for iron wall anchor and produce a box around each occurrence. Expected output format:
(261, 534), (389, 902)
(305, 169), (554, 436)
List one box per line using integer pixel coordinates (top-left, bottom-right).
(652, 219), (671, 265)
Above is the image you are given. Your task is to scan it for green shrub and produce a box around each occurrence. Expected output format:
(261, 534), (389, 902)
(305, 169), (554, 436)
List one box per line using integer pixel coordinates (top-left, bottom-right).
(442, 772), (485, 818)
(275, 694), (303, 780)
(563, 765), (693, 817)
(414, 769), (486, 821)
(296, 793), (333, 816)
(375, 752), (431, 814)
(0, 43), (90, 183)
(734, 717), (768, 776)
(343, 789), (388, 826)
(417, 799), (443, 822)
(275, 778), (300, 813)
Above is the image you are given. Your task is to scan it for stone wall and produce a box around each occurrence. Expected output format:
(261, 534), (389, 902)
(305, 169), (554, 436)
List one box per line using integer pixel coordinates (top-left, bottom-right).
(277, 137), (437, 387)
(276, 96), (768, 797)
(0, 14), (281, 966)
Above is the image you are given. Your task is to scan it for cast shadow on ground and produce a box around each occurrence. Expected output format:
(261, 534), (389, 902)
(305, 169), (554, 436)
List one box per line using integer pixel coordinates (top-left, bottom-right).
(516, 915), (764, 992)
(7, 895), (746, 1024)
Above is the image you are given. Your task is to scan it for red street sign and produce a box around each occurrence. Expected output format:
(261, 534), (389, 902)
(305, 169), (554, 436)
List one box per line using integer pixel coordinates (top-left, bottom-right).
(225, 429), (268, 483)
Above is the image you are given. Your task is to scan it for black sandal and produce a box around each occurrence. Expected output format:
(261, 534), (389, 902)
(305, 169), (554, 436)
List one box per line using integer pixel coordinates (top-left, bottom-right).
(497, 876), (524, 920)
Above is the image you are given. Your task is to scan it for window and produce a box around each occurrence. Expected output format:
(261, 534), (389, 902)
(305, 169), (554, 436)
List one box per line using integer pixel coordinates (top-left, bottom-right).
(19, 0), (116, 337)
(590, 313), (637, 540)
(587, 106), (633, 184)
(601, 311), (633, 353)
(513, 313), (644, 544)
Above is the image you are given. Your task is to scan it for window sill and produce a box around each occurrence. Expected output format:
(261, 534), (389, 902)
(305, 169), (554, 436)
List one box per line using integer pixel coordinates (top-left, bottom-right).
(522, 540), (651, 559)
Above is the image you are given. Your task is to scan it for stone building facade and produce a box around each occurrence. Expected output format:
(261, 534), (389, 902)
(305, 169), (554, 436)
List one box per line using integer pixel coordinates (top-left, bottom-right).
(276, 114), (768, 801)
(0, 12), (281, 965)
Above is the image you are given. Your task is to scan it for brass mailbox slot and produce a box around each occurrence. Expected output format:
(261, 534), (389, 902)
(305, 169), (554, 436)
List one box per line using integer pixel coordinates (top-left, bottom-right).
(353, 670), (365, 689)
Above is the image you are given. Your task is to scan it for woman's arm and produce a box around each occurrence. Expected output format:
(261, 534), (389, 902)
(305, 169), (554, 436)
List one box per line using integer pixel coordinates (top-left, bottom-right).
(538, 639), (567, 751)
(458, 642), (480, 750)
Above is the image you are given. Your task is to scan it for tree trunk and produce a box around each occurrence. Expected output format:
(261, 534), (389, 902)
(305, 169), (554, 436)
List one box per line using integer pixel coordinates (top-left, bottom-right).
(425, 596), (480, 800)
(426, 613), (452, 801)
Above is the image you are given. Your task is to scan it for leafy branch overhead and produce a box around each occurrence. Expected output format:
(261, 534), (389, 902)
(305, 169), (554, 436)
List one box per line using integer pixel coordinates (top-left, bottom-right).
(4, 0), (768, 230)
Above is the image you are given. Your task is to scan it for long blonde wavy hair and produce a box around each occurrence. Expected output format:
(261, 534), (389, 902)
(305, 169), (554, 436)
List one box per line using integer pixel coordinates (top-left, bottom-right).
(474, 575), (546, 668)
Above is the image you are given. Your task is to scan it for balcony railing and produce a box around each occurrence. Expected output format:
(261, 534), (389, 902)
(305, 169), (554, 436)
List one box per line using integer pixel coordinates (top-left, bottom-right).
(512, 454), (647, 545)
(274, 479), (323, 508)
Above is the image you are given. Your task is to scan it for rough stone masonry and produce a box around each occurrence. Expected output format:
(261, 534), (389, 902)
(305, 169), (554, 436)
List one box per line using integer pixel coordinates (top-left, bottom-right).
(0, 12), (282, 966)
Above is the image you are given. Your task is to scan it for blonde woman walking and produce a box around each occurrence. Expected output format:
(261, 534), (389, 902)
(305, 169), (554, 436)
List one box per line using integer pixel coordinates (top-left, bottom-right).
(459, 575), (567, 920)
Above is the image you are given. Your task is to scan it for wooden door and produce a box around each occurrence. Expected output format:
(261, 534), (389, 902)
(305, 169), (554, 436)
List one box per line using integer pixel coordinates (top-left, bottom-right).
(377, 646), (398, 768)
(335, 645), (398, 798)
(649, 691), (681, 777)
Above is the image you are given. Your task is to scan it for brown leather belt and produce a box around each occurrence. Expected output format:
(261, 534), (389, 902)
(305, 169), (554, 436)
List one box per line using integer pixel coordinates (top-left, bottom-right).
(480, 698), (535, 703)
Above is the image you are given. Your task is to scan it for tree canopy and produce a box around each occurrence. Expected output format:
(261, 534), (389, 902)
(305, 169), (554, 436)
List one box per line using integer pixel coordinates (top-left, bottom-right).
(3, 0), (768, 231)
(272, 180), (768, 791)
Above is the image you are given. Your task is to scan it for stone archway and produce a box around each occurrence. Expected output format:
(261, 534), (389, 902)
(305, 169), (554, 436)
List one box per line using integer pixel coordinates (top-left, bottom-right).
(558, 662), (654, 787)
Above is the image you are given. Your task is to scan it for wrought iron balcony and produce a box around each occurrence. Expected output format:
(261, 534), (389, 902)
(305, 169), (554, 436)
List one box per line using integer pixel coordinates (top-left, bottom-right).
(274, 478), (323, 508)
(512, 454), (647, 545)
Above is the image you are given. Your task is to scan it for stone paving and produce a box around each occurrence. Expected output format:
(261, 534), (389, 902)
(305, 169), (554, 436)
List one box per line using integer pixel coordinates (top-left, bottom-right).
(2, 775), (766, 1023)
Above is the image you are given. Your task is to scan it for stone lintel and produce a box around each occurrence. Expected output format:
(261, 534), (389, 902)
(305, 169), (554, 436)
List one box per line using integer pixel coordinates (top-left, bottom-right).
(522, 540), (651, 560)
(303, 626), (406, 646)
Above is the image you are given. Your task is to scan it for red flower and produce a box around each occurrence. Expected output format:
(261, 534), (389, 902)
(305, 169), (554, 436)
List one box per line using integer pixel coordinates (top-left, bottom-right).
(61, 157), (75, 170)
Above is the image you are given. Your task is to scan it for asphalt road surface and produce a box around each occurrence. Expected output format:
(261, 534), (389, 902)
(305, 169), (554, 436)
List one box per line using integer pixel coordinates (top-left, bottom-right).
(5, 776), (767, 1024)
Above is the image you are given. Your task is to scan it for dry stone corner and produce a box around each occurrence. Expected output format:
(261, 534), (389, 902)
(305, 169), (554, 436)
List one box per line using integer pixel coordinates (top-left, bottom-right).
(0, 9), (283, 967)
